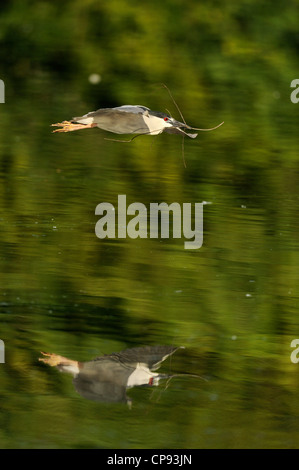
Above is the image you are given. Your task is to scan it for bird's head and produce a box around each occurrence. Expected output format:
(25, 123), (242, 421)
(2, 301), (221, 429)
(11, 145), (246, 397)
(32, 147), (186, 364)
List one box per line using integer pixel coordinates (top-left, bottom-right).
(149, 111), (185, 129)
(146, 110), (197, 138)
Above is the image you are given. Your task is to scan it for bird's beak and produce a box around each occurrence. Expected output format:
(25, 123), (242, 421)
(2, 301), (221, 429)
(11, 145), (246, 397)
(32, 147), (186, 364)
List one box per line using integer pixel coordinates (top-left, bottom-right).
(171, 119), (189, 129)
(171, 120), (198, 136)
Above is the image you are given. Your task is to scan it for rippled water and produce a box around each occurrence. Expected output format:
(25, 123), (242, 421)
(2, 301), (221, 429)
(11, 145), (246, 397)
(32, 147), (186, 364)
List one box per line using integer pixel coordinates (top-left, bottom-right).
(1, 112), (299, 448)
(1, 1), (299, 449)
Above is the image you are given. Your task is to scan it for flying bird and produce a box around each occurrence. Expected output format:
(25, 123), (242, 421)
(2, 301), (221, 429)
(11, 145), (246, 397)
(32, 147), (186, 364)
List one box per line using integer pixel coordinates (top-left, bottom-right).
(51, 85), (224, 166)
(51, 105), (223, 141)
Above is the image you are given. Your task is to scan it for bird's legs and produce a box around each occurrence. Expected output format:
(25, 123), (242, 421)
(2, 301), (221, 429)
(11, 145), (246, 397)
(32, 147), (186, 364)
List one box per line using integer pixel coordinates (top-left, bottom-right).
(51, 121), (97, 133)
(39, 351), (76, 367)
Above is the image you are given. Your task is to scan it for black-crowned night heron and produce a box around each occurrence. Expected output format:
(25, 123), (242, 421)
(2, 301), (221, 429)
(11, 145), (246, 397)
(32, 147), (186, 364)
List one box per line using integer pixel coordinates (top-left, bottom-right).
(39, 345), (185, 404)
(51, 106), (223, 141)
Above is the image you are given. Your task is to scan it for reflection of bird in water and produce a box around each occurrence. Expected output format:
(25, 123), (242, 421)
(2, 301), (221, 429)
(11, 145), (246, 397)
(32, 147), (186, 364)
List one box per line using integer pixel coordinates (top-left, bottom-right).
(39, 345), (185, 405)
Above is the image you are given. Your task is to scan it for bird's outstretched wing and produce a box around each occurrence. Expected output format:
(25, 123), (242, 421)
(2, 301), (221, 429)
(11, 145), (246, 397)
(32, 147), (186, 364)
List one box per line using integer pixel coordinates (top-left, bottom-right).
(72, 106), (151, 135)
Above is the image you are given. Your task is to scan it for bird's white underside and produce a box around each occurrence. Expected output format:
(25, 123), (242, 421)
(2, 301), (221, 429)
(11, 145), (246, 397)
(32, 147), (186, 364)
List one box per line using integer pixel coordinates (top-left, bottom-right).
(59, 363), (80, 375)
(126, 363), (158, 387)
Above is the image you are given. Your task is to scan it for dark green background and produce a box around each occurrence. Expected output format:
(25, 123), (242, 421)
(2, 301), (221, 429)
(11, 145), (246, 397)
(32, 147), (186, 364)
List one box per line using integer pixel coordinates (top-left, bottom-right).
(0, 0), (299, 449)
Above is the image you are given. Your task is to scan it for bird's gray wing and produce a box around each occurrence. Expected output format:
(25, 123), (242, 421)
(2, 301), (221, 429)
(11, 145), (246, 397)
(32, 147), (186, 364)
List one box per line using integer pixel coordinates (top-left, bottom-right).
(72, 105), (149, 121)
(109, 345), (184, 371)
(72, 106), (151, 134)
(73, 358), (134, 403)
(111, 105), (150, 114)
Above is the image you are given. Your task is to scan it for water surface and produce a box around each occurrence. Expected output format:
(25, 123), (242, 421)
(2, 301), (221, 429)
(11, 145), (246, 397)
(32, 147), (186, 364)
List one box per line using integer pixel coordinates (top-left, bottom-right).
(1, 0), (299, 449)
